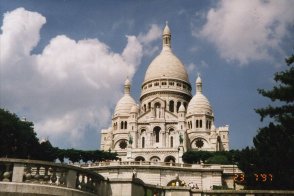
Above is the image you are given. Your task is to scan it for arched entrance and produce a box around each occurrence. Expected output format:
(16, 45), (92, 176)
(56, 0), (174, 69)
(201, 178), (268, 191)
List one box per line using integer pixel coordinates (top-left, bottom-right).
(167, 178), (186, 187)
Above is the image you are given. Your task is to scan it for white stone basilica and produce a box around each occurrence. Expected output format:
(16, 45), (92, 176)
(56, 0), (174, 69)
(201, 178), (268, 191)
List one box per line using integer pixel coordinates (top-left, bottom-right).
(100, 23), (229, 163)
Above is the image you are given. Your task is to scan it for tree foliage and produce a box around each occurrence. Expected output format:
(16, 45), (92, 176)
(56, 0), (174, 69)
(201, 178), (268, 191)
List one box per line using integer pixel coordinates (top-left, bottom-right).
(238, 54), (294, 189)
(182, 150), (238, 165)
(0, 108), (118, 163)
(0, 109), (40, 159)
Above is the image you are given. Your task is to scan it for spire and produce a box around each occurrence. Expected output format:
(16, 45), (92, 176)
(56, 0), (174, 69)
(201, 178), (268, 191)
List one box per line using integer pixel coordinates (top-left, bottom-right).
(162, 21), (171, 49)
(196, 73), (202, 94)
(124, 77), (131, 94)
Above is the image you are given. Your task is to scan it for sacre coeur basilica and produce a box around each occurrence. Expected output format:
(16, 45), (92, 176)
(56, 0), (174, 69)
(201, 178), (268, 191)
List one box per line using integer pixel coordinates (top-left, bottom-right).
(100, 22), (229, 163)
(1, 22), (290, 196)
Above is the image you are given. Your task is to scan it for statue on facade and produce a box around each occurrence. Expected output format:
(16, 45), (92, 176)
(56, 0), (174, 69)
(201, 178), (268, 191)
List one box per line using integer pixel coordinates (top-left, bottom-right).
(155, 105), (161, 118)
(179, 133), (183, 144)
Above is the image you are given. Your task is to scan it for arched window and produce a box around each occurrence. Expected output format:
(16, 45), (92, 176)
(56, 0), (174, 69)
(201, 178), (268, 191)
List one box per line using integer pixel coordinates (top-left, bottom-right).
(120, 121), (124, 129)
(176, 101), (181, 112)
(170, 136), (173, 148)
(144, 104), (146, 112)
(200, 120), (202, 128)
(196, 120), (199, 128)
(169, 100), (174, 112)
(124, 121), (127, 129)
(142, 137), (145, 148)
(154, 126), (161, 143)
(190, 121), (192, 129)
(148, 102), (151, 110)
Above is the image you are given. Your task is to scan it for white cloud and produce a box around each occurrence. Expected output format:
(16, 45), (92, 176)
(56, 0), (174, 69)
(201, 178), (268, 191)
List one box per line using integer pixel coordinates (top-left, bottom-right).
(195, 0), (294, 65)
(187, 63), (196, 72)
(138, 24), (161, 44)
(0, 8), (46, 64)
(138, 24), (161, 56)
(187, 60), (208, 73)
(0, 8), (149, 149)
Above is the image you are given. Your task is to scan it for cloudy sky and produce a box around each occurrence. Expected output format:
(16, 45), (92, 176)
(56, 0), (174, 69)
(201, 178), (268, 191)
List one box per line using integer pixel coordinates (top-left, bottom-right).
(0, 0), (293, 150)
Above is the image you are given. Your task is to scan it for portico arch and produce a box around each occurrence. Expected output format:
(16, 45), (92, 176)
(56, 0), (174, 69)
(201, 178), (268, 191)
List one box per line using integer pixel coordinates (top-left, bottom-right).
(135, 156), (145, 161)
(164, 156), (176, 163)
(150, 156), (160, 162)
(167, 178), (186, 186)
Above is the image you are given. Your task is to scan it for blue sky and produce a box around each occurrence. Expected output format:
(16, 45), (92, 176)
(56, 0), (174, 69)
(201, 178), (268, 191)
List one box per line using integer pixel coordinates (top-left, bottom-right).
(0, 0), (293, 150)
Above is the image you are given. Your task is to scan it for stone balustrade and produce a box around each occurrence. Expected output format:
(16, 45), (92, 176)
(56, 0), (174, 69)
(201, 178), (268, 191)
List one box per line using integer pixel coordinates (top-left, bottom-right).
(0, 158), (106, 195)
(77, 160), (228, 170)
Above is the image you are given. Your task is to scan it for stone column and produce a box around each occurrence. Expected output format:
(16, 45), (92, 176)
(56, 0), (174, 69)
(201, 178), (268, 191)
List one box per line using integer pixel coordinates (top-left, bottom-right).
(174, 104), (177, 114)
(148, 132), (152, 147)
(192, 116), (196, 130)
(166, 133), (168, 147)
(162, 132), (166, 147)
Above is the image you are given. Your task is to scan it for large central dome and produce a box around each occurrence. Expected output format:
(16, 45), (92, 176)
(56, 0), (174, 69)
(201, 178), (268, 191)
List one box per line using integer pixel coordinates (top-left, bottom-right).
(143, 23), (189, 84)
(144, 49), (189, 83)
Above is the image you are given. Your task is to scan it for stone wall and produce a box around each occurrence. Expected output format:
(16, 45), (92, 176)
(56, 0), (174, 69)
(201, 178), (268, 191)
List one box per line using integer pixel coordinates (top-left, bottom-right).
(0, 182), (97, 196)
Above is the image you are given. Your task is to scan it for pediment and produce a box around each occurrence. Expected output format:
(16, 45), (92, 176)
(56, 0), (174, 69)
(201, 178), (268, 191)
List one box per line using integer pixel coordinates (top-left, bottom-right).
(137, 110), (152, 121)
(164, 110), (178, 120)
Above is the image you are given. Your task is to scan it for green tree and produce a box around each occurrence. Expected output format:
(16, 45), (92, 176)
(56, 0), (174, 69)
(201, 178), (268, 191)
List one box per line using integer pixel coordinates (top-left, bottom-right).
(0, 108), (119, 163)
(237, 54), (294, 189)
(206, 154), (229, 164)
(36, 140), (58, 162)
(0, 109), (40, 159)
(182, 150), (212, 164)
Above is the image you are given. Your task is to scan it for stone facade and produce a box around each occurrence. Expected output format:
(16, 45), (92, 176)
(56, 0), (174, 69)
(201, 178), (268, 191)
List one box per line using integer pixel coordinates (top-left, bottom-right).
(100, 22), (229, 162)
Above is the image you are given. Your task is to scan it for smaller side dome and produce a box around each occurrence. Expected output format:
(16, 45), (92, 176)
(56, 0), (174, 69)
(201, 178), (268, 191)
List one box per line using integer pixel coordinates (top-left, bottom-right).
(187, 94), (212, 116)
(187, 75), (213, 116)
(114, 95), (136, 116)
(114, 78), (136, 116)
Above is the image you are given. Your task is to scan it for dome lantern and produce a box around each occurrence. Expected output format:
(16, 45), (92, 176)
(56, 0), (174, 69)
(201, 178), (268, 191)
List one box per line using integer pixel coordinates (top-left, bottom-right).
(124, 77), (131, 95)
(196, 74), (202, 94)
(162, 21), (171, 49)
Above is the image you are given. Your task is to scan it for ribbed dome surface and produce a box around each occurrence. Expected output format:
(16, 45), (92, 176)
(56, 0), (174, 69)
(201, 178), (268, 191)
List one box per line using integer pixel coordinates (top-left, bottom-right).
(187, 93), (212, 116)
(130, 105), (139, 113)
(144, 49), (189, 83)
(114, 95), (136, 116)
